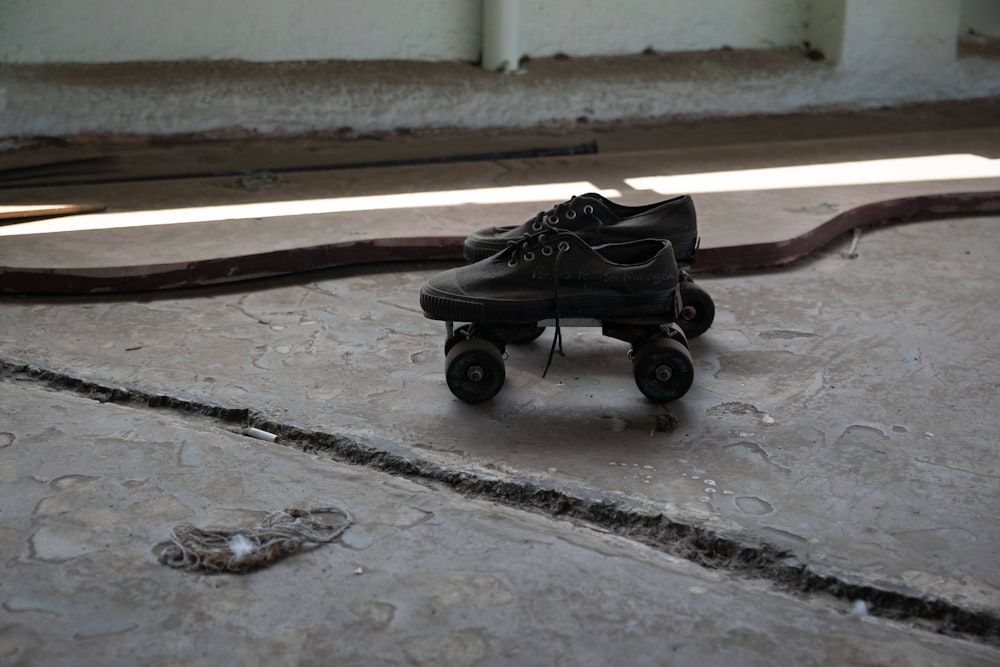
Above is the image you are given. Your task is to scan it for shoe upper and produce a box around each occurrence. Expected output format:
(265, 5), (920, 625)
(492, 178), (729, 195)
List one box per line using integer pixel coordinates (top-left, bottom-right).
(462, 193), (698, 264)
(422, 231), (680, 323)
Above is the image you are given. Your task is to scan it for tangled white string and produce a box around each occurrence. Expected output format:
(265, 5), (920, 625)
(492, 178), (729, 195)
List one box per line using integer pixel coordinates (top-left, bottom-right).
(155, 506), (352, 574)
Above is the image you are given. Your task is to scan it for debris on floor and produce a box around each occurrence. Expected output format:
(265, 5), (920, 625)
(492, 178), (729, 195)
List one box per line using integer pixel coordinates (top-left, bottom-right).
(843, 227), (863, 259)
(244, 426), (279, 443)
(650, 405), (678, 434)
(154, 506), (352, 574)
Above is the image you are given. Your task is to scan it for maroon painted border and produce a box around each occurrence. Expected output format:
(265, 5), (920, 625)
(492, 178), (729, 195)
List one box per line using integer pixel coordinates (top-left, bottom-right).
(692, 190), (1000, 273)
(2, 191), (998, 295)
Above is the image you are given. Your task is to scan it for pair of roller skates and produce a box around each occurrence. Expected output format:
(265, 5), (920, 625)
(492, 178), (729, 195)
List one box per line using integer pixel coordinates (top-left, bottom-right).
(419, 193), (715, 404)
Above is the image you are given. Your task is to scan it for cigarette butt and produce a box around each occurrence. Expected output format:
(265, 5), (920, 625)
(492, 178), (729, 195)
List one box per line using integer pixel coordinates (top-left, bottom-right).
(245, 427), (278, 443)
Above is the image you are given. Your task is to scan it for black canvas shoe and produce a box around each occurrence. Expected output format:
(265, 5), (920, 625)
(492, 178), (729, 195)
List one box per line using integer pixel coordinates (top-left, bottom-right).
(421, 230), (680, 325)
(462, 193), (698, 265)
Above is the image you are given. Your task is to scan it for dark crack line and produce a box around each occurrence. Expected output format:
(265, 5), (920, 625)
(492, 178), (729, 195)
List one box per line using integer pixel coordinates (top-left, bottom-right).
(2, 357), (998, 648)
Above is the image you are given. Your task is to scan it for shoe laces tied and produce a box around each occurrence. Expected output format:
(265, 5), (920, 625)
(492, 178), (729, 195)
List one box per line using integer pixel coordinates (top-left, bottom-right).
(542, 239), (572, 378)
(498, 233), (571, 377)
(503, 230), (550, 266)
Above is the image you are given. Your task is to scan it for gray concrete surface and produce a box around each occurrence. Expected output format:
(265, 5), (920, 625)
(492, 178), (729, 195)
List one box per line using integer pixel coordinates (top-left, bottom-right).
(2, 118), (1000, 663)
(2, 379), (999, 666)
(1, 214), (999, 664)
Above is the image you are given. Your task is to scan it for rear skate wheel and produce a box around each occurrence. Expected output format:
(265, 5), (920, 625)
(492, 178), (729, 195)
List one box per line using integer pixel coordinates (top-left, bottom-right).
(445, 338), (506, 404)
(677, 282), (715, 340)
(632, 337), (694, 402)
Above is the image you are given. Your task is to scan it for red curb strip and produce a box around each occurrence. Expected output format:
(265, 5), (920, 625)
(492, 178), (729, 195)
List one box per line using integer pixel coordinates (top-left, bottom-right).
(1, 191), (998, 295)
(694, 190), (1000, 273)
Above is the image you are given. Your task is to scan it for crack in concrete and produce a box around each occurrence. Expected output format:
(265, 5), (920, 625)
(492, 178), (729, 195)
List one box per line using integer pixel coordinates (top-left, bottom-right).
(2, 357), (999, 647)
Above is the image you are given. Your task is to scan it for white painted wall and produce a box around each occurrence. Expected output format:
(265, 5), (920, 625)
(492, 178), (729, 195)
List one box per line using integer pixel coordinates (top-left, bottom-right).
(838, 0), (961, 71)
(3, 0), (998, 66)
(0, 0), (482, 63)
(1, 0), (998, 139)
(0, 0), (810, 64)
(519, 0), (805, 57)
(961, 0), (1000, 39)
(3, 0), (997, 65)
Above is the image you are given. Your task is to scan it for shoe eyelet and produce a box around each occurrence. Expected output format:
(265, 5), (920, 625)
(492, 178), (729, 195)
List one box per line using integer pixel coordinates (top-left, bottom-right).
(524, 251), (535, 261)
(508, 258), (518, 267)
(550, 215), (560, 225)
(541, 245), (553, 256)
(566, 210), (577, 219)
(557, 241), (571, 252)
(531, 222), (542, 231)
(583, 205), (594, 215)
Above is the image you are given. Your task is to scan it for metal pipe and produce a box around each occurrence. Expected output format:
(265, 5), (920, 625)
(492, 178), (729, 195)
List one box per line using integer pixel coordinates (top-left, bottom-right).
(481, 0), (520, 72)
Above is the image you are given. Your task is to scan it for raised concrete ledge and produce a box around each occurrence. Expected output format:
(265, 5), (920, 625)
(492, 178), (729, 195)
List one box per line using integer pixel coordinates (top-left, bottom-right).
(3, 49), (1000, 140)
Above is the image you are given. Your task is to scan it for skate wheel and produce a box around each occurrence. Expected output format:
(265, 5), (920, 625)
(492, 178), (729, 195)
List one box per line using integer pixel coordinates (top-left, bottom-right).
(445, 338), (505, 404)
(677, 282), (715, 340)
(632, 337), (694, 402)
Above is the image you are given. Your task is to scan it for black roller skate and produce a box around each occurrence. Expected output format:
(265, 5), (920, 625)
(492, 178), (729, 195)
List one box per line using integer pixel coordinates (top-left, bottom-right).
(420, 230), (694, 404)
(462, 193), (714, 340)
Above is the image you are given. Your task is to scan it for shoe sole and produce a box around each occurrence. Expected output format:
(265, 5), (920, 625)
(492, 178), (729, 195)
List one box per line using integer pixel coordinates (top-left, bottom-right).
(421, 285), (680, 323)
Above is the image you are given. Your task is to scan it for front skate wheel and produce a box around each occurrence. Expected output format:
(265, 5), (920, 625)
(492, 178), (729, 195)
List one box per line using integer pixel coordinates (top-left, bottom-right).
(677, 282), (715, 340)
(632, 337), (694, 402)
(445, 338), (506, 404)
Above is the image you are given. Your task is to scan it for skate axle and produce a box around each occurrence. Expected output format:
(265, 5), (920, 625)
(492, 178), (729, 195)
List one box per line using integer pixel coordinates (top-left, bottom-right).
(440, 317), (693, 404)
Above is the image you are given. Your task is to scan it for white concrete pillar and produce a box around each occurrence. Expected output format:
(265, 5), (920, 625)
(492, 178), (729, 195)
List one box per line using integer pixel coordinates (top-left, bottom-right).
(836, 0), (961, 71)
(481, 0), (520, 72)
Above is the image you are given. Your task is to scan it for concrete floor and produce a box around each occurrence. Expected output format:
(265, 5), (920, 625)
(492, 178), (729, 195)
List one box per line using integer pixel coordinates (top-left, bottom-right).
(3, 376), (998, 666)
(2, 218), (999, 664)
(1, 119), (999, 664)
